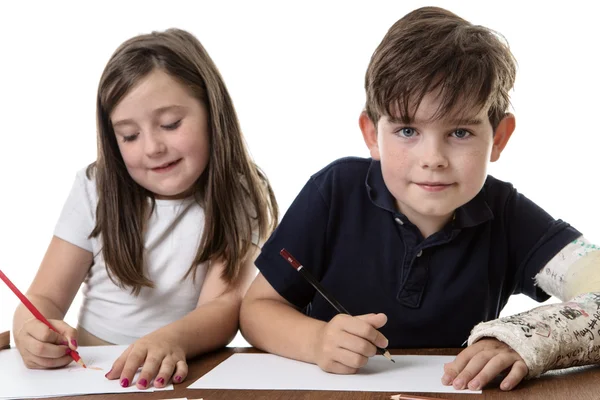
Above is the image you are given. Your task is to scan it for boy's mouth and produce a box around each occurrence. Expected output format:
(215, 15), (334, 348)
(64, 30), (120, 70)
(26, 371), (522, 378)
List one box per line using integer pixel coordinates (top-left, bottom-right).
(415, 182), (453, 192)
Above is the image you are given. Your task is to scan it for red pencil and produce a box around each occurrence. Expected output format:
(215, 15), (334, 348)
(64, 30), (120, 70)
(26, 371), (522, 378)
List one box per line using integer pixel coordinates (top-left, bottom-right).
(0, 269), (86, 367)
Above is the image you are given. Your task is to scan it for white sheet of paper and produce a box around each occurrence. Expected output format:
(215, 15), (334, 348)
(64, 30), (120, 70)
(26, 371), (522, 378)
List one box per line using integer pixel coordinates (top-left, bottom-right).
(187, 353), (481, 394)
(0, 345), (173, 399)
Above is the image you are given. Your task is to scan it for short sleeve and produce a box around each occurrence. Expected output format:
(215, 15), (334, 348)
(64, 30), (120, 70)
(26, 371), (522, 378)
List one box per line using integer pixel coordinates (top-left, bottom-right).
(255, 177), (329, 309)
(53, 169), (96, 252)
(506, 188), (581, 301)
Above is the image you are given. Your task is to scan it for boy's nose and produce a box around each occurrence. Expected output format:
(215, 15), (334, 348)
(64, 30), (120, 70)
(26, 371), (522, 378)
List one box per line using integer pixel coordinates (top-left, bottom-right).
(419, 141), (448, 169)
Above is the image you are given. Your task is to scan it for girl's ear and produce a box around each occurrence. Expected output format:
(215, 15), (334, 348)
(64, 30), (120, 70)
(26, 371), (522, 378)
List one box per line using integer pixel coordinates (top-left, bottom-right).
(490, 113), (516, 162)
(359, 112), (381, 160)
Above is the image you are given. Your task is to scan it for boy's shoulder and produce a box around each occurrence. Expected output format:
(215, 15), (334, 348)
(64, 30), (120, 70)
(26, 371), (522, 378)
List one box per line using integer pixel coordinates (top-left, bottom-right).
(310, 156), (372, 186)
(482, 175), (516, 200)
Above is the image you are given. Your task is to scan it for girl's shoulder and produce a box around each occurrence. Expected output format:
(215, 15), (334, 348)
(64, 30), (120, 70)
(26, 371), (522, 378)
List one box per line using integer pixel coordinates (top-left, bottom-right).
(68, 164), (99, 206)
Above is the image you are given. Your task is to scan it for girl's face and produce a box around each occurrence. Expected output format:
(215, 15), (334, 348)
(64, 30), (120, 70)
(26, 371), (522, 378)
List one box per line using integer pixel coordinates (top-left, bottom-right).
(110, 69), (210, 200)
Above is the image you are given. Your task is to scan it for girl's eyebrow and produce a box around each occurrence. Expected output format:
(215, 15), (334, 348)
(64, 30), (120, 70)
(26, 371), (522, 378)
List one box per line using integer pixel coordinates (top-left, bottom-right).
(112, 105), (187, 128)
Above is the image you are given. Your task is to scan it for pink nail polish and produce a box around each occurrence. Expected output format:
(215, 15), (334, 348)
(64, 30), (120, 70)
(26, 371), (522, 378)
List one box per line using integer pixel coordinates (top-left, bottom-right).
(120, 378), (129, 388)
(138, 378), (147, 388)
(104, 369), (112, 378)
(71, 339), (78, 348)
(156, 377), (165, 385)
(174, 375), (182, 383)
(65, 348), (71, 355)
(60, 340), (68, 346)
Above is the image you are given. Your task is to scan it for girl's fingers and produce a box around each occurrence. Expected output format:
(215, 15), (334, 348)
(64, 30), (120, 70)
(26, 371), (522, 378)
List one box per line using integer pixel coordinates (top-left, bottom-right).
(135, 353), (166, 389)
(22, 347), (74, 369)
(171, 360), (189, 384)
(153, 358), (177, 388)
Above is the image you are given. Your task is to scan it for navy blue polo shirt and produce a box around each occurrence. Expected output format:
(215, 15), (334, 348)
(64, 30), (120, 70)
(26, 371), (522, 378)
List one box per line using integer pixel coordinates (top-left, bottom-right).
(255, 157), (581, 348)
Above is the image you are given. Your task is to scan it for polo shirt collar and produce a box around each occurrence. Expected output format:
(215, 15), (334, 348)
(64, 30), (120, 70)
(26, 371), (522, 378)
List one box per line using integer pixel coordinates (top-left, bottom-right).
(365, 159), (493, 229)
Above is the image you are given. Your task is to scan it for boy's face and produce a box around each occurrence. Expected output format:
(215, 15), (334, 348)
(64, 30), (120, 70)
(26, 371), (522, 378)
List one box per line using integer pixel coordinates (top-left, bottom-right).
(360, 90), (514, 234)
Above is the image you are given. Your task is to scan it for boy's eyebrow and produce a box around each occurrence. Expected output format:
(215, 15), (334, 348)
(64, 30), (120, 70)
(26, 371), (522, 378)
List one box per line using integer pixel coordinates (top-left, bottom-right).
(386, 116), (484, 126)
(449, 117), (484, 126)
(112, 105), (187, 128)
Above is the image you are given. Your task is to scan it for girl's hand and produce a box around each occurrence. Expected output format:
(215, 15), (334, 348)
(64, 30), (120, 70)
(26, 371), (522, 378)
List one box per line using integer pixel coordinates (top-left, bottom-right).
(105, 332), (187, 389)
(442, 338), (528, 391)
(15, 318), (78, 369)
(314, 313), (388, 374)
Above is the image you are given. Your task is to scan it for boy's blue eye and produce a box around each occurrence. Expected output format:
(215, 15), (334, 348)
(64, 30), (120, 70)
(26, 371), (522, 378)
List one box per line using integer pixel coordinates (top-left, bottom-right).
(399, 127), (416, 137)
(162, 120), (181, 130)
(452, 129), (470, 139)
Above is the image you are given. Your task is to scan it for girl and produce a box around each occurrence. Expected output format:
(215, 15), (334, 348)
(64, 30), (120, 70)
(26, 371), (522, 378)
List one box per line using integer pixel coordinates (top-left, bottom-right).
(13, 28), (278, 390)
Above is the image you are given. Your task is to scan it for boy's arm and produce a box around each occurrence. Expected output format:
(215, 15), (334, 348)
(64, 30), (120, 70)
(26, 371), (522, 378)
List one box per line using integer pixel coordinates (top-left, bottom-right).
(240, 273), (325, 363)
(467, 237), (600, 378)
(240, 272), (389, 374)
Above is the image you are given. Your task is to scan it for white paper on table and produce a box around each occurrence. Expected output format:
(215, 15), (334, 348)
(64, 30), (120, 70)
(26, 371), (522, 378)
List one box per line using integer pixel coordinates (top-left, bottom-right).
(187, 353), (481, 394)
(0, 345), (173, 399)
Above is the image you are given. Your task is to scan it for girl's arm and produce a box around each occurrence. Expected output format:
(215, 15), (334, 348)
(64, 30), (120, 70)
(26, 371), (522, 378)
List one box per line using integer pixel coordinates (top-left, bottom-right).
(105, 245), (260, 389)
(13, 236), (93, 368)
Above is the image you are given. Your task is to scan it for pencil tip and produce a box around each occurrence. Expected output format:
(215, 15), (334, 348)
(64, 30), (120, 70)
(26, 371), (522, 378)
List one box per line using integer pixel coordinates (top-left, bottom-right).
(383, 350), (394, 362)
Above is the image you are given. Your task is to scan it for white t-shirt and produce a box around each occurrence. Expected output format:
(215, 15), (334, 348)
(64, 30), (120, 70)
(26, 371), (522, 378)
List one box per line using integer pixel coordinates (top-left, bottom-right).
(54, 168), (208, 344)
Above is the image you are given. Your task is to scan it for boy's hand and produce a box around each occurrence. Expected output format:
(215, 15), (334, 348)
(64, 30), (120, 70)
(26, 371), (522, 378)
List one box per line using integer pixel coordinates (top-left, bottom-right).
(442, 338), (528, 391)
(314, 312), (388, 374)
(15, 318), (78, 369)
(105, 331), (187, 390)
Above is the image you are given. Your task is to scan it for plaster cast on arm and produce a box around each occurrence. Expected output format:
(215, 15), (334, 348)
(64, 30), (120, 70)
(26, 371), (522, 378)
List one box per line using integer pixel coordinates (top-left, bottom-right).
(468, 237), (600, 378)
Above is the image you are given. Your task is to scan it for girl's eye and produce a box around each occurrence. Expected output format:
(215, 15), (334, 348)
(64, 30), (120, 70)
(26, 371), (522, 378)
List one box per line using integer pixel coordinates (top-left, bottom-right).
(452, 129), (471, 139)
(161, 120), (181, 130)
(398, 127), (416, 138)
(123, 133), (139, 142)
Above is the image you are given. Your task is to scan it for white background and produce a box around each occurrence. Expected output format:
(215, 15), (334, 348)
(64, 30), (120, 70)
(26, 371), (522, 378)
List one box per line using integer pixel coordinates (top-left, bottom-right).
(0, 1), (598, 347)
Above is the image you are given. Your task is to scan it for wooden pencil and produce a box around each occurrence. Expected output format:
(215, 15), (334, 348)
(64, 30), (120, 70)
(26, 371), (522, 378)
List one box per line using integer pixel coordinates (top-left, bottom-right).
(280, 248), (394, 363)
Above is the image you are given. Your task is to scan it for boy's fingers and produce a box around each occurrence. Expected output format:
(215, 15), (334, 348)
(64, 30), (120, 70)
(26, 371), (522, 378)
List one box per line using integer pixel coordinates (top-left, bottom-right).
(334, 346), (370, 369)
(500, 360), (528, 391)
(338, 331), (378, 358)
(319, 358), (358, 374)
(356, 313), (388, 329)
(452, 352), (494, 390)
(343, 315), (389, 349)
(442, 344), (480, 384)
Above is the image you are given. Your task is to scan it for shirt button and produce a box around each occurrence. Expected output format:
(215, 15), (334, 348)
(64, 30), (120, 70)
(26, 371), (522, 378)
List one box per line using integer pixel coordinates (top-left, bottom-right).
(416, 250), (423, 257)
(394, 217), (403, 225)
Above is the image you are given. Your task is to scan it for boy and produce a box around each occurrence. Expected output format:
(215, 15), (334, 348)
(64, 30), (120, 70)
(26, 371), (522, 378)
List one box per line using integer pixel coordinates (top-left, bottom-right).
(240, 6), (600, 392)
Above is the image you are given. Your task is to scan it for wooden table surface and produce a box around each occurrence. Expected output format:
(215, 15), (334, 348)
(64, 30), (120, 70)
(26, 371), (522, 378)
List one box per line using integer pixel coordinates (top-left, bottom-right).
(27, 347), (600, 400)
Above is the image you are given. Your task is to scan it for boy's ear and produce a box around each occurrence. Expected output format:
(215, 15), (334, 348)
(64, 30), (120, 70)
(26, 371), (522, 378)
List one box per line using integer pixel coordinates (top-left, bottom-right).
(490, 113), (516, 162)
(359, 112), (381, 160)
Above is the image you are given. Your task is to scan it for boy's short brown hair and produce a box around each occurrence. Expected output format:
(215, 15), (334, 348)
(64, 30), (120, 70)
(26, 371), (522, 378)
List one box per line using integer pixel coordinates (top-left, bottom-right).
(365, 6), (516, 130)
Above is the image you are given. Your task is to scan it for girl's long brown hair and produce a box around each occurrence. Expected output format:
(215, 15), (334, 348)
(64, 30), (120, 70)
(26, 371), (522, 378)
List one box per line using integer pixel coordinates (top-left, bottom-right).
(88, 28), (278, 295)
